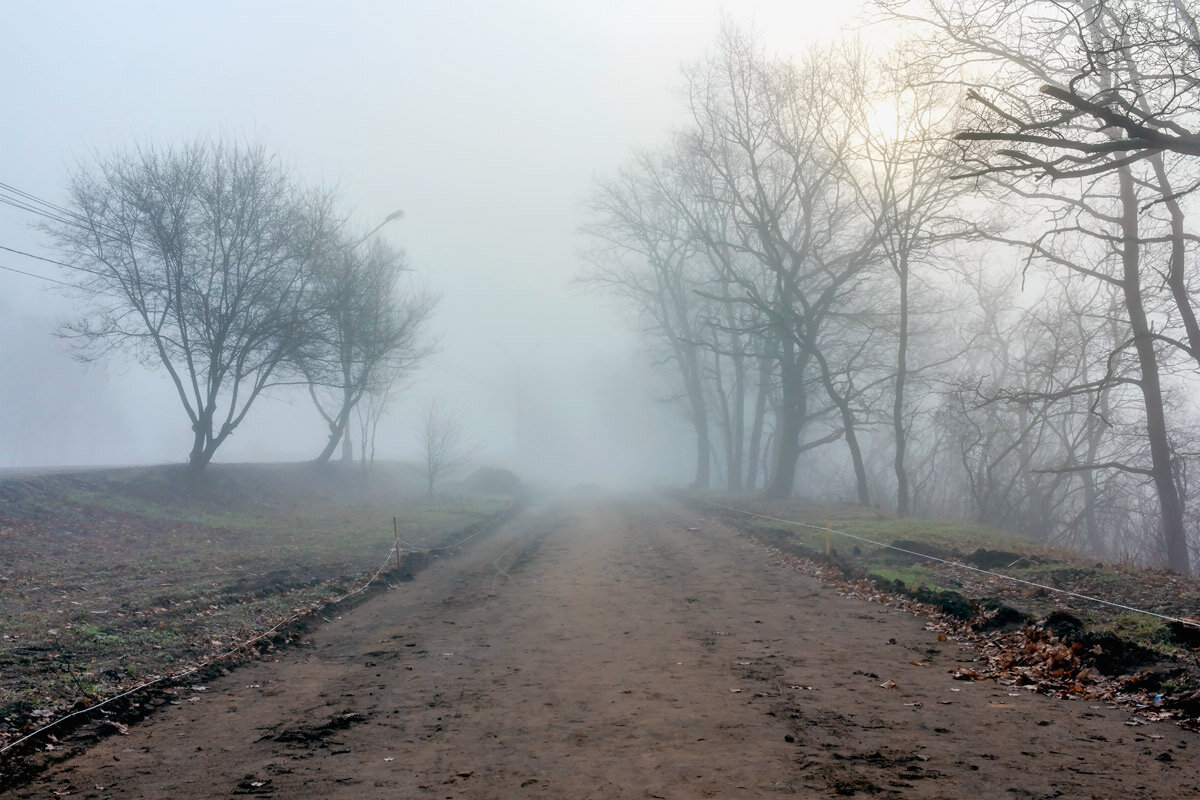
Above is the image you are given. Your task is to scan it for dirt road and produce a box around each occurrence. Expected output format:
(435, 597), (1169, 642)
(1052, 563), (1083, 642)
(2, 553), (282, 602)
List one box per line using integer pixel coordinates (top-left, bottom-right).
(6, 495), (1197, 798)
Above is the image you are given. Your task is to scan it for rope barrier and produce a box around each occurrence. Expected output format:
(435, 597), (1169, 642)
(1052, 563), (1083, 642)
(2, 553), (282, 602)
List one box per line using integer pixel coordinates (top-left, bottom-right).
(0, 502), (514, 756)
(394, 504), (512, 555)
(689, 495), (1190, 626)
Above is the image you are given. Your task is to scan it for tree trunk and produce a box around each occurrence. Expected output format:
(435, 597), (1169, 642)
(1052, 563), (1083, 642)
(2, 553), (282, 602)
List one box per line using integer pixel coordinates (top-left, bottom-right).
(1149, 154), (1200, 369)
(1117, 164), (1191, 573)
(188, 409), (216, 475)
(729, 346), (746, 492)
(765, 343), (802, 499)
(712, 345), (736, 491)
(313, 417), (347, 464)
(812, 346), (870, 506)
(686, 373), (711, 490)
(692, 416), (712, 489)
(893, 257), (911, 515)
(745, 354), (772, 492)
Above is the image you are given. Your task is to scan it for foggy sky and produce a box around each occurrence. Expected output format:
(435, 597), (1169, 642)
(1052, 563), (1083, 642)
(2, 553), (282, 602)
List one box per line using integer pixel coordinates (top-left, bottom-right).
(0, 1), (863, 485)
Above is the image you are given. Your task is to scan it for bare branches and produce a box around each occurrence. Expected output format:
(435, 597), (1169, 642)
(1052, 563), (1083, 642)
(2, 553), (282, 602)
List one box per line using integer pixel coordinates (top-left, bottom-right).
(46, 138), (322, 472)
(1033, 461), (1154, 476)
(419, 399), (480, 497)
(917, 0), (1200, 183)
(298, 216), (438, 464)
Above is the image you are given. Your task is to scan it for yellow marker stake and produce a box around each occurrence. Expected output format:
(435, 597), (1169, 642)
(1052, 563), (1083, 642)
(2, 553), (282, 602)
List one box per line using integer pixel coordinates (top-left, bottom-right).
(825, 520), (831, 555)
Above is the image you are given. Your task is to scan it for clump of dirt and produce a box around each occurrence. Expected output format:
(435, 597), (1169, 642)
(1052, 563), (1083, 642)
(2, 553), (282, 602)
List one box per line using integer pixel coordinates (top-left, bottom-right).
(911, 586), (975, 620)
(974, 599), (1032, 631)
(267, 711), (365, 746)
(1168, 620), (1200, 648)
(1032, 610), (1156, 674)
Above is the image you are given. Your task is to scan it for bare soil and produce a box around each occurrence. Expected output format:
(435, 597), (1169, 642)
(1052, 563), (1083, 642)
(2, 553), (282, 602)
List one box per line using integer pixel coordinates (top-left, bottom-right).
(4, 494), (1198, 798)
(0, 463), (505, 730)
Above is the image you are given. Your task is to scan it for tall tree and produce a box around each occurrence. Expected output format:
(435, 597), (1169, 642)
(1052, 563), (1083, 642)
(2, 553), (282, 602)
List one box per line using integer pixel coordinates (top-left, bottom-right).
(49, 138), (323, 473)
(582, 151), (715, 488)
(842, 53), (979, 513)
(300, 229), (437, 465)
(887, 0), (1197, 570)
(682, 29), (881, 500)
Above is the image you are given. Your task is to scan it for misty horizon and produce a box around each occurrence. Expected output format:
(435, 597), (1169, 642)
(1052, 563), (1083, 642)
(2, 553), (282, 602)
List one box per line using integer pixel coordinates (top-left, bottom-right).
(0, 1), (869, 488)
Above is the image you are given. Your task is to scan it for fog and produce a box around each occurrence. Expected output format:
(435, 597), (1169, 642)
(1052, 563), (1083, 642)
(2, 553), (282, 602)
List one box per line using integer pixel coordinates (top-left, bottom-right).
(0, 0), (861, 486)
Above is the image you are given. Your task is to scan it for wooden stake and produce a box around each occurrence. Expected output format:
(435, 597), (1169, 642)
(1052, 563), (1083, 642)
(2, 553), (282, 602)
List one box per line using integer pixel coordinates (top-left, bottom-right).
(825, 520), (831, 555)
(393, 516), (401, 565)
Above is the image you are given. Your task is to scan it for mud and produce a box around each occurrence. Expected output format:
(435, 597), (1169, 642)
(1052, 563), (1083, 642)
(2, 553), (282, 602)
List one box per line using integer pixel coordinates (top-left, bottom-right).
(3, 495), (1197, 798)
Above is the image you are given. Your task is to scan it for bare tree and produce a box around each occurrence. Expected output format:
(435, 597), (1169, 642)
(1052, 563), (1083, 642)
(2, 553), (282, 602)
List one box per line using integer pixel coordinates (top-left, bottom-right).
(681, 29), (882, 500)
(418, 399), (478, 497)
(841, 51), (982, 514)
(582, 150), (715, 488)
(47, 138), (324, 474)
(354, 383), (396, 473)
(884, 0), (1198, 570)
(300, 227), (437, 465)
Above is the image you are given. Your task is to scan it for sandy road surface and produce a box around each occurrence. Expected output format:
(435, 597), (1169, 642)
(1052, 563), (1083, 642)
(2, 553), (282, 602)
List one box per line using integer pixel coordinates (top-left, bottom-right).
(6, 494), (1197, 799)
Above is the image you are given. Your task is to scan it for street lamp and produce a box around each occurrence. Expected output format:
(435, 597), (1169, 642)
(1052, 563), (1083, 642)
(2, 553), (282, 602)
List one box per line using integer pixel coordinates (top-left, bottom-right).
(356, 208), (405, 246)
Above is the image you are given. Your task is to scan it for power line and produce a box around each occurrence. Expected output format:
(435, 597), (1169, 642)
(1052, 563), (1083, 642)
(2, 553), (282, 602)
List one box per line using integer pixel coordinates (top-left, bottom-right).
(0, 179), (166, 284)
(0, 180), (99, 232)
(0, 241), (113, 281)
(0, 262), (74, 287)
(0, 243), (76, 270)
(426, 358), (491, 385)
(0, 181), (82, 221)
(0, 179), (160, 253)
(0, 242), (116, 283)
(0, 189), (83, 231)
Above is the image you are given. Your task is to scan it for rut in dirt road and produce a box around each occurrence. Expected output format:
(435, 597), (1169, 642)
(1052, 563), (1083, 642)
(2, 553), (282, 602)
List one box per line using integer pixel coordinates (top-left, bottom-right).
(6, 494), (1197, 799)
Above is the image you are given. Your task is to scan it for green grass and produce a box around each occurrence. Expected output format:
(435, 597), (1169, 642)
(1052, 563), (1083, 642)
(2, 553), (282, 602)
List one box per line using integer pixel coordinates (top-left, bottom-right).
(772, 507), (1035, 553)
(867, 564), (946, 590)
(714, 494), (1200, 667)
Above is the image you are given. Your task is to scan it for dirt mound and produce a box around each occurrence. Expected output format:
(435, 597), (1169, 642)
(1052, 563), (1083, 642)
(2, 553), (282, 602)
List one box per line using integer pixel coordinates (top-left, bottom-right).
(460, 466), (522, 494)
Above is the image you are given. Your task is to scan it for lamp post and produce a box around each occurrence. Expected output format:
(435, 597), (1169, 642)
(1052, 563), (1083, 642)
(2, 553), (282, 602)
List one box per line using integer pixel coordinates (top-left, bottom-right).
(356, 209), (405, 247)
